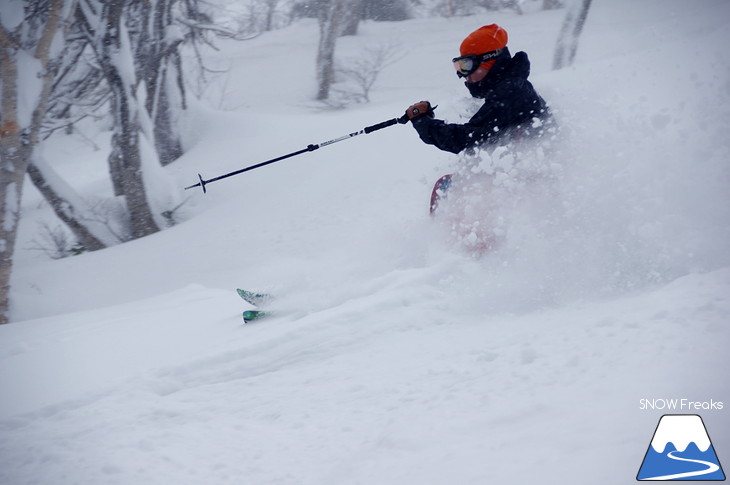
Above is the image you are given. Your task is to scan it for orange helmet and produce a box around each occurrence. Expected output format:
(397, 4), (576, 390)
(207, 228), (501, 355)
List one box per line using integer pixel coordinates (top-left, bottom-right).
(458, 24), (508, 72)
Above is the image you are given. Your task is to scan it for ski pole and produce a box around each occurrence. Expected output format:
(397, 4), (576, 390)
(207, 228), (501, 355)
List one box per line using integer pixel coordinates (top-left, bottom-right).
(185, 113), (410, 193)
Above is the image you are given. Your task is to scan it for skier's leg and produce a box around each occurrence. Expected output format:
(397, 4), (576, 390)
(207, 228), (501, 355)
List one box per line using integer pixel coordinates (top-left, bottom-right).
(430, 174), (453, 215)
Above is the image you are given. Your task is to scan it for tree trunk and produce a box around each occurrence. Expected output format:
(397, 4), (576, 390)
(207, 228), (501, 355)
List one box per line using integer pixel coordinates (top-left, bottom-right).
(0, 50), (26, 323)
(553, 0), (593, 70)
(339, 0), (363, 36)
(26, 159), (108, 252)
(143, 0), (185, 166)
(543, 0), (563, 9)
(97, 1), (160, 239)
(316, 0), (346, 101)
(264, 0), (280, 31)
(0, 0), (65, 324)
(151, 81), (184, 166)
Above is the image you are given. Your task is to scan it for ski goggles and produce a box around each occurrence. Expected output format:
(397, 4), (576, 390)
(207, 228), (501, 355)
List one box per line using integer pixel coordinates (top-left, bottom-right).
(452, 48), (505, 78)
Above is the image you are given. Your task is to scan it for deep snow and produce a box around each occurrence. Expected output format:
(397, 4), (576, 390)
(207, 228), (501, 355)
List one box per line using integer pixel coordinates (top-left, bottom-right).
(2, 0), (730, 484)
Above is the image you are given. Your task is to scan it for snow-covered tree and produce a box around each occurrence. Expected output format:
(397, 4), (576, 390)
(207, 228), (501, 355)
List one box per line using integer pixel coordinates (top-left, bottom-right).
(315, 0), (402, 101)
(137, 0), (187, 166)
(59, 0), (213, 236)
(76, 0), (163, 239)
(0, 0), (217, 323)
(0, 0), (78, 324)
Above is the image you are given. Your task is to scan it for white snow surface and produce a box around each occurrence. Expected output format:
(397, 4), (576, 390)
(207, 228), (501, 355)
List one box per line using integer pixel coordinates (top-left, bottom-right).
(2, 1), (730, 484)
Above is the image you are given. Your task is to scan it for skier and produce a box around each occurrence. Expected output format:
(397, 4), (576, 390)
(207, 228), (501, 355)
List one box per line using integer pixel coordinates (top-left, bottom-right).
(405, 23), (549, 155)
(404, 24), (552, 215)
(406, 24), (554, 256)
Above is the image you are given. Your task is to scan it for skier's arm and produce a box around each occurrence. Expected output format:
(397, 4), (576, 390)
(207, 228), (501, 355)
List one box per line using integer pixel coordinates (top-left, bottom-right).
(411, 81), (547, 154)
(410, 117), (470, 154)
(404, 100), (476, 154)
(411, 115), (500, 154)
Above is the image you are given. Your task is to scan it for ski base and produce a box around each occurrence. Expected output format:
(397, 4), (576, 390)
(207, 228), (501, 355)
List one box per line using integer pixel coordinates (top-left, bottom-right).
(236, 288), (272, 307)
(242, 310), (271, 323)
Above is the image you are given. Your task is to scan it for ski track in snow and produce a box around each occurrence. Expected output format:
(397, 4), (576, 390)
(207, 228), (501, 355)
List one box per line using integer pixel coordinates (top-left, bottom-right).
(2, 267), (729, 484)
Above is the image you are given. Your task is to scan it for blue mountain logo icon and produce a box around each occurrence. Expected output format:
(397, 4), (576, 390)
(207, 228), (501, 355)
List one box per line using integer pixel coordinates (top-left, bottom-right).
(637, 414), (726, 481)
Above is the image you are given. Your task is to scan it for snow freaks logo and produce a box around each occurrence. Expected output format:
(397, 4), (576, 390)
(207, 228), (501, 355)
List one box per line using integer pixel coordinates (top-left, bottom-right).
(637, 414), (726, 481)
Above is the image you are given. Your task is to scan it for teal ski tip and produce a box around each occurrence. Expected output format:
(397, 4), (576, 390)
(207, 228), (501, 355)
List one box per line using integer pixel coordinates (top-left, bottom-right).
(236, 288), (272, 307)
(243, 310), (270, 323)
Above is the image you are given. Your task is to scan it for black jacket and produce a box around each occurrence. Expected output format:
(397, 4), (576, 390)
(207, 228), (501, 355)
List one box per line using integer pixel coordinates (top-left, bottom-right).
(412, 50), (549, 154)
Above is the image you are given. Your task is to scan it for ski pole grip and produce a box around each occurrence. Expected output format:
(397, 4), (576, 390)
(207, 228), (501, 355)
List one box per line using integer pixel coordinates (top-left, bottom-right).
(364, 118), (399, 134)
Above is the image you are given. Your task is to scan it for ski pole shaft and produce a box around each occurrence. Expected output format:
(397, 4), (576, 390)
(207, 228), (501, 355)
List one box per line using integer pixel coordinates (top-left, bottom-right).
(185, 114), (409, 193)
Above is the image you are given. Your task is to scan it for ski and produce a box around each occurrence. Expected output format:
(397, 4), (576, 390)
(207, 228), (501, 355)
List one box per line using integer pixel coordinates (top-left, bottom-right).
(236, 288), (272, 307)
(242, 310), (271, 323)
(237, 289), (274, 323)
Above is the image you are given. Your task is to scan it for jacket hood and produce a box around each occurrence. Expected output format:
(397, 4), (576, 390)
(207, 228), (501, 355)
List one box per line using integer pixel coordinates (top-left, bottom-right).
(465, 49), (532, 98)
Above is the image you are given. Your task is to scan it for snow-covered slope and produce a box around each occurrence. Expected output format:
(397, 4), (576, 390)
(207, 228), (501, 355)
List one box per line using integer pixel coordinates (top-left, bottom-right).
(2, 1), (729, 484)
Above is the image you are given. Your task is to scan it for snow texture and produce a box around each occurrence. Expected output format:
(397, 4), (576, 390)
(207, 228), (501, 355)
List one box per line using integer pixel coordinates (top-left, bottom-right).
(2, 0), (730, 484)
(0, 0), (24, 31)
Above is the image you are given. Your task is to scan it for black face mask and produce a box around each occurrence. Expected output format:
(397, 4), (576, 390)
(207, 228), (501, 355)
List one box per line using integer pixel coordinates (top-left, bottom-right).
(463, 47), (511, 98)
(465, 80), (487, 98)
